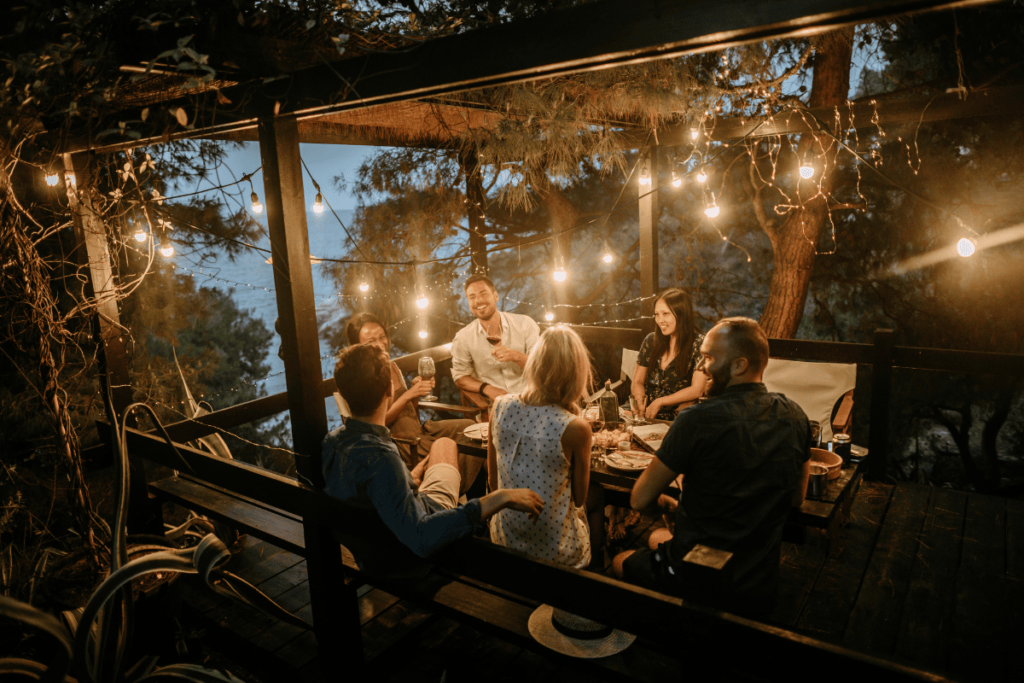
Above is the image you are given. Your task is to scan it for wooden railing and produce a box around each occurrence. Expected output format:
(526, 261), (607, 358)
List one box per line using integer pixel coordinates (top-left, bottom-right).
(151, 328), (1024, 482)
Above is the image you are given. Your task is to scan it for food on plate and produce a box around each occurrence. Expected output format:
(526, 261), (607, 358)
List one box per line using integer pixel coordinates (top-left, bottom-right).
(592, 428), (631, 449)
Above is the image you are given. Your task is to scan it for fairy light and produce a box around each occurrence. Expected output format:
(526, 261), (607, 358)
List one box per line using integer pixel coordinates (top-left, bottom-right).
(638, 167), (651, 188)
(553, 266), (567, 282)
(133, 226), (148, 242)
(799, 163), (815, 179)
(601, 242), (614, 264)
(250, 191), (263, 214)
(690, 127), (699, 141)
(159, 238), (174, 258)
(544, 311), (555, 321)
(312, 192), (324, 215)
(415, 293), (430, 309)
(696, 168), (708, 184)
(957, 237), (976, 258)
(45, 172), (60, 186)
(704, 193), (720, 219)
(418, 329), (428, 339)
(671, 172), (682, 188)
(359, 282), (370, 292)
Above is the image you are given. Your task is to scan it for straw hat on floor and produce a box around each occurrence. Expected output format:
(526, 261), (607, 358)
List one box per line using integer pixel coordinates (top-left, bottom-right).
(527, 605), (636, 659)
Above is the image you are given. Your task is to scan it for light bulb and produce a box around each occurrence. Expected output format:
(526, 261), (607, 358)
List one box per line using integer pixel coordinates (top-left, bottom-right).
(45, 173), (60, 187)
(602, 252), (613, 264)
(799, 164), (815, 179)
(250, 192), (262, 214)
(312, 192), (324, 214)
(704, 194), (720, 219)
(639, 167), (651, 187)
(415, 295), (429, 309)
(553, 267), (567, 283)
(133, 228), (148, 242)
(159, 241), (174, 258)
(418, 329), (428, 339)
(671, 172), (682, 188)
(957, 237), (976, 258)
(690, 128), (699, 140)
(359, 282), (370, 292)
(696, 170), (707, 183)
(544, 311), (554, 322)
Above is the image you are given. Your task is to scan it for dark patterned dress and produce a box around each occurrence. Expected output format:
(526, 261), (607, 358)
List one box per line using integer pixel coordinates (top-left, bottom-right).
(636, 331), (705, 421)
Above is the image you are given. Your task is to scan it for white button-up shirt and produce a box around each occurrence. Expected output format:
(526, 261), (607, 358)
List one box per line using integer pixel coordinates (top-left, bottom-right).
(451, 311), (540, 394)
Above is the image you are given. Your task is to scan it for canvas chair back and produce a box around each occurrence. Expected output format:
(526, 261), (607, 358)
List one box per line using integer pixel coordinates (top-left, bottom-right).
(761, 359), (856, 443)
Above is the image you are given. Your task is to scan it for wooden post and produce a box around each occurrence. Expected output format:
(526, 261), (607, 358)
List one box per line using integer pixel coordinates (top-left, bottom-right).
(63, 151), (161, 533)
(638, 146), (660, 336)
(461, 152), (489, 275)
(258, 115), (360, 676)
(867, 328), (894, 482)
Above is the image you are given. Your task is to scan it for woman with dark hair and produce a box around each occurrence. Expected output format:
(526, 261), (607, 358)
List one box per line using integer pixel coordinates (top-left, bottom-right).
(632, 288), (707, 421)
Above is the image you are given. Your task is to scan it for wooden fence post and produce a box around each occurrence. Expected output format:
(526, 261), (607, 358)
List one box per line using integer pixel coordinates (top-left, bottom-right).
(867, 328), (894, 482)
(63, 151), (161, 533)
(638, 145), (659, 337)
(258, 115), (361, 677)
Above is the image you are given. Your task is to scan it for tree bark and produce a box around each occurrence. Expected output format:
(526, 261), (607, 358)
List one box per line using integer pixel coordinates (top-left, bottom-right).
(759, 28), (853, 339)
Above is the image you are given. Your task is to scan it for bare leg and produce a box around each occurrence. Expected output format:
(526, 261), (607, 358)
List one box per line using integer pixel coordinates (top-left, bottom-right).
(610, 550), (636, 579)
(647, 527), (673, 551)
(423, 437), (460, 471)
(586, 484), (605, 571)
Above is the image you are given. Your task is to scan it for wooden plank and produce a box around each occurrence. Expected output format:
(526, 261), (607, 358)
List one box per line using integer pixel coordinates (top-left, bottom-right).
(867, 329), (894, 481)
(893, 345), (1024, 377)
(842, 484), (932, 656)
(79, 0), (999, 155)
(774, 538), (828, 627)
(948, 494), (1007, 682)
(360, 601), (437, 664)
(539, 324), (645, 350)
(893, 489), (967, 671)
(796, 482), (894, 642)
(638, 146), (658, 337)
(768, 338), (873, 365)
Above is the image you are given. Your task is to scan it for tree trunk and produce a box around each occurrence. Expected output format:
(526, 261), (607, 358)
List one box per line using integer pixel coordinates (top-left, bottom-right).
(759, 28), (853, 339)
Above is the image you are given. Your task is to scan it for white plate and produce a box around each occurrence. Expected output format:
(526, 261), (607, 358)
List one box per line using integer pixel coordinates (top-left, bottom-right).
(631, 423), (669, 452)
(604, 450), (654, 472)
(463, 423), (489, 440)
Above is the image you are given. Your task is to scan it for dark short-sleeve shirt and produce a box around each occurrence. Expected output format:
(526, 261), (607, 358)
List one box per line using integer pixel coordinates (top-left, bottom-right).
(321, 418), (482, 580)
(657, 383), (810, 608)
(636, 331), (705, 420)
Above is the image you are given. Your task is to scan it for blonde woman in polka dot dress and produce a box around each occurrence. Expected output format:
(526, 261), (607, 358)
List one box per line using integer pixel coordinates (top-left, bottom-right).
(488, 326), (595, 570)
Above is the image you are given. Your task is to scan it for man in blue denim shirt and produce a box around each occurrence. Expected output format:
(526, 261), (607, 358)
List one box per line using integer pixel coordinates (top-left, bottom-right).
(323, 343), (545, 580)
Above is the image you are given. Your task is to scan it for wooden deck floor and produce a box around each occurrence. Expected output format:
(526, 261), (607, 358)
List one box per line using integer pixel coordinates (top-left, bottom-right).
(177, 483), (1022, 682)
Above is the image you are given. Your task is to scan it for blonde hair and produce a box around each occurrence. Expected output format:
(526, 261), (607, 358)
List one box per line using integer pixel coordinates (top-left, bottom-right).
(520, 326), (593, 415)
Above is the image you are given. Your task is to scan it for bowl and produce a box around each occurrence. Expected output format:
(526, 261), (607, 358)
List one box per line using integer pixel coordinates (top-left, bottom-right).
(810, 448), (842, 480)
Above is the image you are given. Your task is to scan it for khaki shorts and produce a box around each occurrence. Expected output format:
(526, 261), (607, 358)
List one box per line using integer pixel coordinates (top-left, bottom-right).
(418, 463), (461, 511)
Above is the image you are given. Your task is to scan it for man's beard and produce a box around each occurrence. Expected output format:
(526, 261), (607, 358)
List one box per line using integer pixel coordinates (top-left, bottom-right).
(705, 366), (732, 397)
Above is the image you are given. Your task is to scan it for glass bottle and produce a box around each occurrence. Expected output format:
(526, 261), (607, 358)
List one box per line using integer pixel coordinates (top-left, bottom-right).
(598, 379), (619, 426)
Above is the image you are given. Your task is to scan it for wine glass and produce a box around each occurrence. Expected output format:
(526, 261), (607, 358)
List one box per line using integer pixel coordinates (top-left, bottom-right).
(583, 403), (604, 433)
(417, 356), (438, 402)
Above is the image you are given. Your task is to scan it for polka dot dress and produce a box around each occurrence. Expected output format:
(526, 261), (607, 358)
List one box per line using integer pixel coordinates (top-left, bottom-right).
(489, 395), (591, 569)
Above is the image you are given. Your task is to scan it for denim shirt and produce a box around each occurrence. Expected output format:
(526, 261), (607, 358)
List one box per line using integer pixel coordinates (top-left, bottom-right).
(321, 418), (483, 579)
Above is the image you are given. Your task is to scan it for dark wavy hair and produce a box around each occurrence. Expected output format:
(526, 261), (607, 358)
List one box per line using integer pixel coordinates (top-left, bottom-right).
(345, 312), (387, 347)
(334, 343), (392, 416)
(649, 288), (698, 378)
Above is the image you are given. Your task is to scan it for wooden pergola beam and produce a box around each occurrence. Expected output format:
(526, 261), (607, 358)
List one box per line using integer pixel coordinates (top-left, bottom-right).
(69, 0), (996, 155)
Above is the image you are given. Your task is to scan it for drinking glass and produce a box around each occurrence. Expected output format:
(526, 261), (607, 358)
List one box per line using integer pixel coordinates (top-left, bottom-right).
(583, 404), (604, 433)
(417, 356), (438, 402)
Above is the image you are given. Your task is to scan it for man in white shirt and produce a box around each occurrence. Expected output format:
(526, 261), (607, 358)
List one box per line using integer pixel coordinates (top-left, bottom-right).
(451, 274), (540, 400)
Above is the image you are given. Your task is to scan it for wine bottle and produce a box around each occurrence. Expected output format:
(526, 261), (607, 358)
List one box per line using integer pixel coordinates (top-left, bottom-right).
(598, 379), (619, 425)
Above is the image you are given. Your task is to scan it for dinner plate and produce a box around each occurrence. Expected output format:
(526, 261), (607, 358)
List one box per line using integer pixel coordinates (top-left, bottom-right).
(604, 450), (654, 472)
(462, 423), (489, 440)
(631, 423), (670, 453)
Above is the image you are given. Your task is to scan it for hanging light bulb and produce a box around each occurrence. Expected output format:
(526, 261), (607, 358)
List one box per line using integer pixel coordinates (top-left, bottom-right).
(638, 167), (651, 187)
(553, 266), (567, 282)
(956, 237), (976, 258)
(45, 172), (60, 187)
(671, 172), (682, 188)
(415, 293), (430, 309)
(799, 155), (815, 179)
(359, 282), (370, 292)
(544, 310), (555, 322)
(418, 329), (428, 339)
(312, 192), (324, 214)
(602, 252), (613, 264)
(704, 193), (720, 219)
(690, 127), (699, 140)
(696, 168), (708, 184)
(133, 226), (148, 242)
(250, 191), (263, 214)
(159, 238), (175, 258)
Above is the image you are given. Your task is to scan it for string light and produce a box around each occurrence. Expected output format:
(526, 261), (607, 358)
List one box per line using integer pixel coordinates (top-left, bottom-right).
(671, 172), (682, 189)
(956, 237), (976, 258)
(690, 127), (699, 141)
(799, 153), (815, 179)
(415, 293), (430, 309)
(601, 242), (614, 264)
(45, 173), (60, 186)
(359, 282), (370, 292)
(544, 311), (555, 321)
(696, 168), (708, 183)
(553, 266), (567, 282)
(704, 193), (720, 219)
(312, 192), (324, 215)
(250, 191), (263, 214)
(638, 167), (651, 188)
(159, 238), (174, 258)
(418, 329), (428, 339)
(133, 225), (148, 242)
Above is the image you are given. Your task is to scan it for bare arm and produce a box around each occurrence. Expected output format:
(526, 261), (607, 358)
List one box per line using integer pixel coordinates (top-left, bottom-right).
(455, 374), (507, 401)
(562, 418), (592, 508)
(631, 365), (648, 412)
(630, 457), (680, 512)
(792, 458), (811, 507)
(385, 377), (434, 427)
(645, 369), (708, 419)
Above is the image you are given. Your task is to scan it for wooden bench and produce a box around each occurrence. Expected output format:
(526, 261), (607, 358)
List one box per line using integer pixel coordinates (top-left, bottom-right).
(108, 423), (948, 682)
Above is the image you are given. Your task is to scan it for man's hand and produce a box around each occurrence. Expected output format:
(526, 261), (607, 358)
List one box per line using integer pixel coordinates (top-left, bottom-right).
(503, 488), (545, 522)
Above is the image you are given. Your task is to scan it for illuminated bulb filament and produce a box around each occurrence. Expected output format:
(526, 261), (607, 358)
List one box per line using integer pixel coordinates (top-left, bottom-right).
(418, 329), (428, 339)
(544, 311), (555, 322)
(45, 173), (60, 187)
(312, 192), (324, 214)
(133, 228), (148, 243)
(553, 267), (567, 283)
(956, 237), (976, 258)
(251, 192), (263, 214)
(799, 164), (815, 179)
(159, 241), (175, 258)
(696, 170), (708, 184)
(638, 168), (651, 188)
(690, 128), (699, 140)
(602, 252), (613, 264)
(359, 282), (370, 292)
(415, 296), (430, 309)
(704, 194), (720, 219)
(671, 173), (682, 189)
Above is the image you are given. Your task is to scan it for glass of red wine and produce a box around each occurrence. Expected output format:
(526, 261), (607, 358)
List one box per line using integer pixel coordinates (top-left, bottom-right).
(417, 356), (438, 402)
